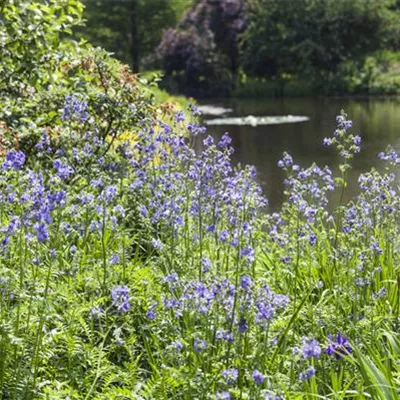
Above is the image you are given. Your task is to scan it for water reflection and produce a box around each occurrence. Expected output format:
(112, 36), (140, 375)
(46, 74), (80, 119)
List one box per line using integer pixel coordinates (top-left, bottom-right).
(200, 97), (400, 210)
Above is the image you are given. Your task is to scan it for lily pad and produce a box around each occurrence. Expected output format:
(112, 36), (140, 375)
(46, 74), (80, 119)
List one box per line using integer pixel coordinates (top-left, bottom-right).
(204, 115), (309, 127)
(197, 105), (233, 116)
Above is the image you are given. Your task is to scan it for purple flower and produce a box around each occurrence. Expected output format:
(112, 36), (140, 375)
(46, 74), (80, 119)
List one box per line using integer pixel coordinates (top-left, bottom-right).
(309, 233), (317, 246)
(53, 159), (74, 180)
(301, 338), (321, 359)
(299, 365), (315, 381)
(194, 338), (207, 353)
(370, 242), (382, 255)
(111, 286), (130, 313)
(61, 95), (88, 123)
(103, 186), (118, 203)
(174, 110), (185, 123)
(206, 224), (216, 233)
(344, 120), (353, 130)
(189, 104), (201, 116)
(219, 230), (229, 242)
(278, 152), (293, 168)
(201, 257), (212, 273)
(240, 275), (253, 291)
(326, 332), (352, 359)
(109, 253), (120, 265)
(372, 287), (387, 301)
(216, 392), (230, 400)
(3, 150), (26, 171)
(222, 368), (238, 385)
(90, 307), (103, 319)
(171, 340), (183, 351)
(163, 272), (178, 284)
(35, 132), (51, 152)
(238, 318), (248, 333)
(241, 247), (255, 263)
(252, 369), (264, 384)
(34, 223), (49, 242)
(203, 136), (214, 147)
(218, 133), (232, 148)
(216, 329), (234, 342)
(151, 238), (164, 250)
(146, 301), (157, 320)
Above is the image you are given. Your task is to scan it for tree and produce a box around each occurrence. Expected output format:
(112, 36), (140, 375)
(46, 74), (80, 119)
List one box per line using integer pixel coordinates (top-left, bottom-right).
(156, 0), (247, 95)
(78, 0), (191, 71)
(241, 0), (400, 91)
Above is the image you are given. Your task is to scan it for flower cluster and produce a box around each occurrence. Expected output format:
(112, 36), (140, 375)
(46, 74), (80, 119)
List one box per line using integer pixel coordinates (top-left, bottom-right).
(61, 95), (89, 123)
(323, 112), (360, 163)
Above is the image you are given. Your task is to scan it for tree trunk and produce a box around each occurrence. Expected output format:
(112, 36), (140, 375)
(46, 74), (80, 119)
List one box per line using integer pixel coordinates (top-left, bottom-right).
(130, 0), (140, 73)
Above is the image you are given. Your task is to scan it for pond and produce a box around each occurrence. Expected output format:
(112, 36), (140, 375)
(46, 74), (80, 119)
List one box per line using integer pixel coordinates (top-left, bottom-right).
(199, 97), (400, 210)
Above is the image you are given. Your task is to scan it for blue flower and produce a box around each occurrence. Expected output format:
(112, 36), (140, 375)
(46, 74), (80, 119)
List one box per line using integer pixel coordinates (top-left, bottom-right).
(278, 152), (293, 168)
(111, 286), (130, 313)
(219, 230), (229, 242)
(146, 302), (157, 320)
(194, 338), (207, 353)
(103, 186), (118, 203)
(201, 257), (212, 273)
(174, 110), (185, 123)
(3, 150), (26, 171)
(326, 332), (352, 359)
(241, 247), (255, 263)
(109, 253), (120, 265)
(203, 136), (214, 147)
(299, 365), (315, 381)
(34, 223), (49, 242)
(53, 159), (74, 180)
(222, 368), (238, 385)
(218, 133), (232, 148)
(216, 329), (234, 342)
(301, 338), (321, 359)
(171, 340), (183, 351)
(151, 238), (163, 250)
(89, 307), (103, 320)
(252, 369), (264, 384)
(238, 318), (248, 333)
(61, 95), (88, 123)
(240, 275), (253, 291)
(216, 391), (230, 400)
(370, 242), (382, 255)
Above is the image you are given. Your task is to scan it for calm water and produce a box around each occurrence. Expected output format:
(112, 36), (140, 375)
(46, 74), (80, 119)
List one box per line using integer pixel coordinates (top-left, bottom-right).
(200, 97), (400, 210)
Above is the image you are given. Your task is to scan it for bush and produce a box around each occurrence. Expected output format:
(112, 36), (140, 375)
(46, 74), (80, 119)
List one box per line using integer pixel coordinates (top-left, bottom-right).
(155, 0), (246, 97)
(0, 0), (157, 155)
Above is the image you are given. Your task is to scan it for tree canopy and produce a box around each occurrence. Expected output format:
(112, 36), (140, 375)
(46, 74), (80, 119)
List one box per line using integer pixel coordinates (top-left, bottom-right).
(78, 0), (191, 71)
(78, 0), (400, 95)
(241, 0), (400, 86)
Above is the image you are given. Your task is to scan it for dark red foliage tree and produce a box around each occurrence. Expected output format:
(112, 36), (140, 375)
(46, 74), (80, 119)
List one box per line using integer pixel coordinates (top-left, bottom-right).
(155, 0), (247, 96)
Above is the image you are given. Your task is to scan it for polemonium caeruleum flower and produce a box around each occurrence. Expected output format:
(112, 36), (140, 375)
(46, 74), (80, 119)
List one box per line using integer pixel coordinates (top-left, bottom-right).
(326, 332), (352, 359)
(301, 338), (321, 359)
(111, 286), (130, 313)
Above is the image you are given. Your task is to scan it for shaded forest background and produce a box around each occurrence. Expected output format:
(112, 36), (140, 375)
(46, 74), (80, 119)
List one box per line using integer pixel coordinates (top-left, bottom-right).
(77, 0), (400, 97)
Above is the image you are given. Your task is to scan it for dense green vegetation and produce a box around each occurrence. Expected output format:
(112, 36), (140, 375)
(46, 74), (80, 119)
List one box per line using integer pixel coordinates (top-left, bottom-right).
(241, 0), (400, 95)
(3, 1), (400, 399)
(79, 0), (400, 96)
(77, 0), (191, 72)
